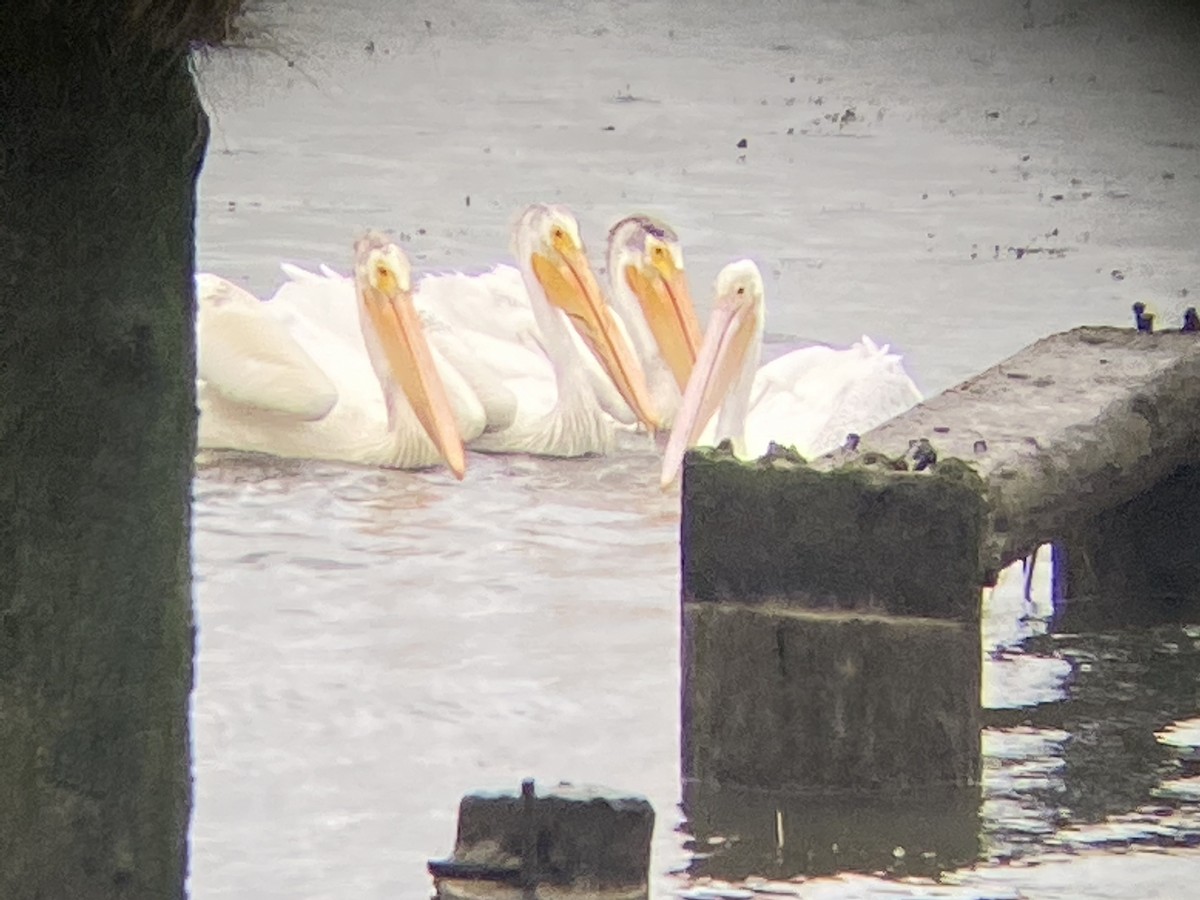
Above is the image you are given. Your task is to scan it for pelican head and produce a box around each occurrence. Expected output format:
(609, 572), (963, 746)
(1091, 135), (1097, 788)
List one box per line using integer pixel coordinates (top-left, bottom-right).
(353, 232), (467, 479)
(514, 203), (661, 432)
(608, 215), (703, 392)
(660, 259), (766, 488)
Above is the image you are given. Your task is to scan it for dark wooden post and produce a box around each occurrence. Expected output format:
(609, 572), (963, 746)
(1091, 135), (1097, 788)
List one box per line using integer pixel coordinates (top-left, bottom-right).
(0, 10), (208, 897)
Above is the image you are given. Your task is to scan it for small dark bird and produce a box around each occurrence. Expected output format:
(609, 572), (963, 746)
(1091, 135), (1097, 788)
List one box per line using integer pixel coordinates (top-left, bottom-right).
(1182, 307), (1199, 332)
(907, 438), (938, 471)
(1132, 302), (1155, 333)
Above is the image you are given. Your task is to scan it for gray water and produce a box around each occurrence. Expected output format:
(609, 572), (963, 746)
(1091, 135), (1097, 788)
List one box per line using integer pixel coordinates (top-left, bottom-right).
(190, 1), (1200, 897)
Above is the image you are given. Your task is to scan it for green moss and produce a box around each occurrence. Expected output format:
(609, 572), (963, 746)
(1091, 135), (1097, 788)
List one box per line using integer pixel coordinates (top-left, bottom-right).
(681, 450), (987, 620)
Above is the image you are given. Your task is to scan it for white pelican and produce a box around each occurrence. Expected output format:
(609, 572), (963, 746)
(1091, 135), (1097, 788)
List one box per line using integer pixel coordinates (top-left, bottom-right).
(463, 203), (661, 456)
(408, 213), (703, 434)
(660, 259), (923, 486)
(196, 233), (470, 477)
(604, 215), (704, 428)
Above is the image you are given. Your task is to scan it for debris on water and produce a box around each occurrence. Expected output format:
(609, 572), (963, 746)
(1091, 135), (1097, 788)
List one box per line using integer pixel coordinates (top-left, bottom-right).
(974, 440), (988, 454)
(736, 138), (748, 148)
(1163, 171), (1176, 180)
(1112, 269), (1126, 281)
(1009, 245), (1071, 260)
(985, 109), (1000, 119)
(465, 195), (470, 207)
(602, 125), (616, 131)
(364, 40), (374, 54)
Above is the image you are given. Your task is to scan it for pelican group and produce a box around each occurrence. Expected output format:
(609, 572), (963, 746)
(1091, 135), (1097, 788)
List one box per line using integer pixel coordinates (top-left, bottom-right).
(196, 206), (922, 483)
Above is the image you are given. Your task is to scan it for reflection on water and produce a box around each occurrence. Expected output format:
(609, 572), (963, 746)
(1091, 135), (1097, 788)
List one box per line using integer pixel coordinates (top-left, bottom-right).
(678, 561), (1200, 894)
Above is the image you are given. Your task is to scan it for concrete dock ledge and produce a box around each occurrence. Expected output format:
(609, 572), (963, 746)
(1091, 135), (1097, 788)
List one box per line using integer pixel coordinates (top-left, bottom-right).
(811, 325), (1200, 582)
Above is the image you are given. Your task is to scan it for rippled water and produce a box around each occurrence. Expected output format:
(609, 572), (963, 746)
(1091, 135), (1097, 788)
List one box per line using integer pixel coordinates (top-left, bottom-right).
(190, 1), (1200, 897)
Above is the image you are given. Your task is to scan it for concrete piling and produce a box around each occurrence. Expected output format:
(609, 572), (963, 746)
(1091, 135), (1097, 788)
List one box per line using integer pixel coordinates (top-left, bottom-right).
(681, 452), (986, 795)
(680, 325), (1200, 798)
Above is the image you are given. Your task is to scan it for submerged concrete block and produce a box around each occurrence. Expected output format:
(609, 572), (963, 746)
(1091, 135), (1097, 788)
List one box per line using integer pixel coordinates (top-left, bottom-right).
(429, 780), (654, 896)
(683, 603), (981, 793)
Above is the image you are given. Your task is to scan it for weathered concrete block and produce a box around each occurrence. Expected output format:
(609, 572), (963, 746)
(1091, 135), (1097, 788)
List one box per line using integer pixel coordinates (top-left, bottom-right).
(681, 450), (986, 618)
(429, 780), (654, 896)
(683, 603), (981, 793)
(812, 326), (1200, 577)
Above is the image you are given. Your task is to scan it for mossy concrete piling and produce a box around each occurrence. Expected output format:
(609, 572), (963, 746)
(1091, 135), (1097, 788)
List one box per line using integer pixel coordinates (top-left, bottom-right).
(682, 455), (985, 794)
(680, 325), (1200, 796)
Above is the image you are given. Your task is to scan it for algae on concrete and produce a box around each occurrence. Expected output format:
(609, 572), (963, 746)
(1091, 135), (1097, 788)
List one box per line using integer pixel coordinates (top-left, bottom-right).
(681, 449), (987, 620)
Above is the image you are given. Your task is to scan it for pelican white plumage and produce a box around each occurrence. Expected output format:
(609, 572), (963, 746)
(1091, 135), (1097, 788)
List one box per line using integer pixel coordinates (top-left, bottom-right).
(196, 233), (472, 477)
(281, 212), (704, 438)
(462, 203), (662, 456)
(412, 212), (703, 434)
(274, 205), (667, 457)
(660, 259), (923, 486)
